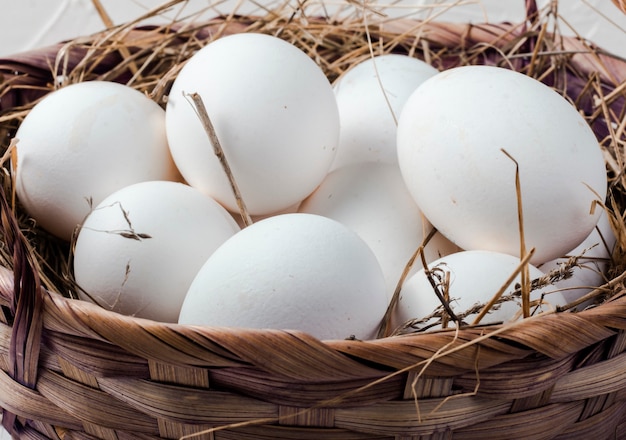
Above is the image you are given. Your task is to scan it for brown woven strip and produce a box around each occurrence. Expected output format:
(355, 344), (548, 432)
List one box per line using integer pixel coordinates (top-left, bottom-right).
(36, 369), (159, 434)
(97, 376), (278, 424)
(209, 367), (405, 406)
(0, 160), (44, 435)
(45, 330), (150, 378)
(454, 401), (583, 440)
(552, 400), (626, 440)
(332, 330), (535, 374)
(550, 350), (626, 402)
(333, 397), (511, 436)
(454, 352), (576, 399)
(0, 369), (82, 430)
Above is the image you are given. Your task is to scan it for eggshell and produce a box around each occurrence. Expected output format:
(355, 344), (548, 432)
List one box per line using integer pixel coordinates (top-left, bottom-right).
(331, 54), (438, 171)
(166, 33), (339, 216)
(538, 209), (616, 309)
(15, 81), (181, 240)
(179, 213), (388, 341)
(299, 162), (461, 298)
(391, 250), (568, 333)
(73, 181), (239, 323)
(397, 65), (607, 264)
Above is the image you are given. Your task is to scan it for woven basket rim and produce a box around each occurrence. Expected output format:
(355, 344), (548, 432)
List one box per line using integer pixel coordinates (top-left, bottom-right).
(2, 264), (626, 375)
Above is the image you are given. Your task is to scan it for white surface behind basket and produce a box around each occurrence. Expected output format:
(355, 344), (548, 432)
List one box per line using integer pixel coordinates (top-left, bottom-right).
(0, 0), (624, 57)
(0, 1), (624, 439)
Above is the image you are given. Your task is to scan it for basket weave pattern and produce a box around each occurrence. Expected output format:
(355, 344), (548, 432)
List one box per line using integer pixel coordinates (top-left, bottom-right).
(1, 3), (626, 439)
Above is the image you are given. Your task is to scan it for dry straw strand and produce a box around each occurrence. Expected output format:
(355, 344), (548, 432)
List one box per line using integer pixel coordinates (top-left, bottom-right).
(185, 92), (253, 227)
(500, 148), (532, 318)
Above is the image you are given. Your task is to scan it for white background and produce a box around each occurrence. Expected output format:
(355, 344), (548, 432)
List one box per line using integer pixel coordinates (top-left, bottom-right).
(0, 1), (624, 438)
(0, 0), (625, 57)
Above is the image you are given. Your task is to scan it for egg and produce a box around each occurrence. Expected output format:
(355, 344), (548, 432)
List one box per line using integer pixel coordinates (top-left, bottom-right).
(331, 54), (438, 171)
(165, 33), (339, 216)
(73, 181), (239, 323)
(15, 81), (181, 241)
(397, 65), (607, 264)
(538, 209), (616, 309)
(391, 250), (568, 333)
(179, 213), (388, 341)
(299, 162), (460, 298)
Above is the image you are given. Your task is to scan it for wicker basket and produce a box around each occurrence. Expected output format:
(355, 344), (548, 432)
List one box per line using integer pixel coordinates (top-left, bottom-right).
(1, 1), (626, 439)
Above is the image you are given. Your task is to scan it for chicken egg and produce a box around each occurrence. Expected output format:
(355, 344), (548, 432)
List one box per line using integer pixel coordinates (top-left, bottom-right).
(539, 209), (616, 309)
(73, 181), (239, 323)
(179, 213), (388, 341)
(15, 81), (181, 241)
(397, 65), (607, 264)
(331, 54), (438, 171)
(166, 33), (339, 216)
(391, 250), (567, 333)
(299, 162), (460, 298)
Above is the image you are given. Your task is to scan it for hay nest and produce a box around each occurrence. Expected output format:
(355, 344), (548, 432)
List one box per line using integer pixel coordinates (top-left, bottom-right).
(0, 0), (626, 439)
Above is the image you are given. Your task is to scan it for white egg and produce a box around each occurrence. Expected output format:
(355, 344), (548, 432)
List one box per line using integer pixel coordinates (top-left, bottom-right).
(15, 81), (181, 241)
(299, 162), (460, 298)
(179, 213), (388, 341)
(166, 33), (339, 216)
(73, 181), (239, 323)
(538, 209), (616, 309)
(391, 250), (567, 333)
(332, 54), (437, 171)
(397, 65), (607, 264)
